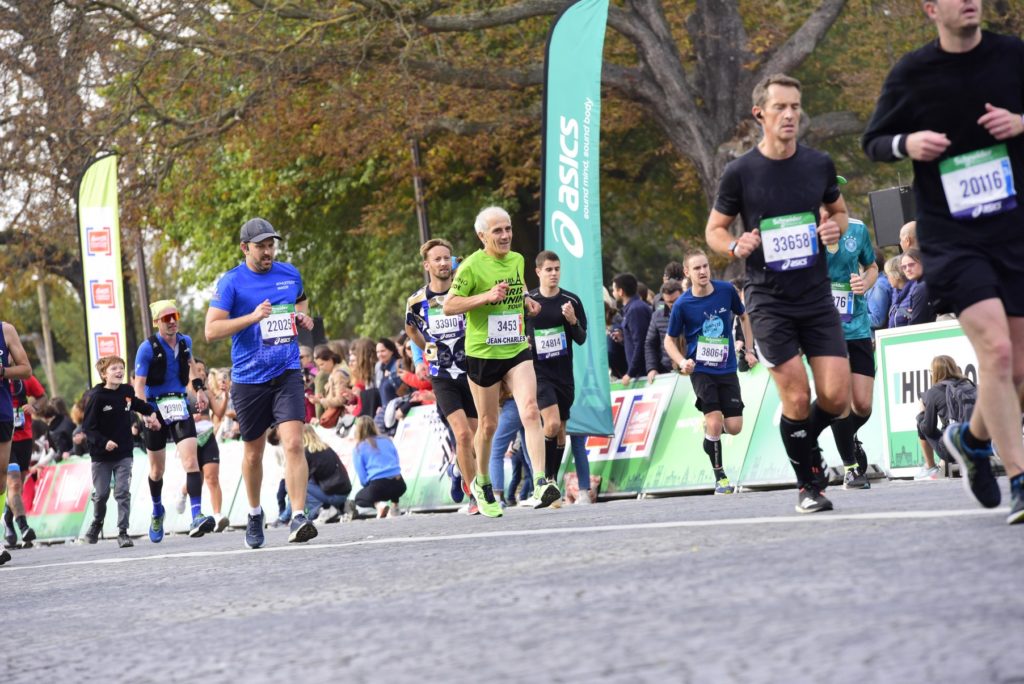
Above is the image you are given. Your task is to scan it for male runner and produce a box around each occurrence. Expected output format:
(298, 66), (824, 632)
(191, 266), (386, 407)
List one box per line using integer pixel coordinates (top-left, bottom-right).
(206, 217), (317, 547)
(404, 238), (478, 507)
(823, 216), (879, 489)
(862, 0), (1024, 523)
(135, 299), (217, 542)
(4, 373), (44, 549)
(664, 249), (756, 494)
(526, 250), (588, 492)
(444, 206), (560, 515)
(0, 321), (33, 566)
(705, 73), (851, 514)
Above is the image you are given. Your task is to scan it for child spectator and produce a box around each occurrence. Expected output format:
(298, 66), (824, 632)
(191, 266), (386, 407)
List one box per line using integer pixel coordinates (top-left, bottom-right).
(351, 416), (406, 518)
(80, 355), (159, 548)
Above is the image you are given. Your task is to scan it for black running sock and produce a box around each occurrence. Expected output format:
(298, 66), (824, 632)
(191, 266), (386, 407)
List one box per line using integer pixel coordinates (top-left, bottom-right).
(702, 436), (726, 480)
(831, 415), (859, 468)
(962, 425), (991, 451)
(780, 415), (814, 487)
(544, 436), (561, 481)
(16, 515), (28, 532)
(186, 471), (203, 519)
(148, 477), (163, 505)
(808, 401), (840, 441)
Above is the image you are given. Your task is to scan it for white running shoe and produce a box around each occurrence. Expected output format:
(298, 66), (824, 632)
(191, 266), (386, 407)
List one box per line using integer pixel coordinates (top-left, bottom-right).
(175, 491), (187, 515)
(575, 490), (593, 505)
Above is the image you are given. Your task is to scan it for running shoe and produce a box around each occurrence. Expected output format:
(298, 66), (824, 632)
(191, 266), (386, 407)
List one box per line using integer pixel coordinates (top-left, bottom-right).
(342, 498), (356, 523)
(943, 423), (1000, 508)
(84, 520), (102, 544)
(215, 516), (230, 533)
(1008, 475), (1024, 526)
(795, 486), (833, 514)
(914, 465), (941, 480)
(464, 499), (480, 516)
(375, 502), (390, 518)
(714, 478), (736, 495)
(288, 513), (318, 543)
(3, 526), (15, 550)
(521, 480), (562, 509)
(117, 531), (134, 548)
(810, 446), (830, 491)
(390, 502), (402, 518)
(0, 548), (10, 566)
(149, 505), (165, 543)
(853, 437), (869, 473)
(245, 509), (266, 549)
(447, 463), (465, 503)
(17, 527), (34, 548)
(189, 514), (216, 538)
(174, 490), (187, 515)
(575, 489), (593, 505)
(842, 468), (870, 490)
(470, 478), (503, 518)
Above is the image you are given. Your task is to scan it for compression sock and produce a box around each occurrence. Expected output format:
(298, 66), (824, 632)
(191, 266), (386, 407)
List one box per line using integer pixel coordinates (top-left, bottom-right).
(148, 477), (163, 512)
(186, 471), (203, 519)
(808, 401), (840, 441)
(830, 415), (859, 468)
(780, 415), (815, 487)
(544, 436), (561, 481)
(702, 435), (726, 481)
(15, 515), (28, 533)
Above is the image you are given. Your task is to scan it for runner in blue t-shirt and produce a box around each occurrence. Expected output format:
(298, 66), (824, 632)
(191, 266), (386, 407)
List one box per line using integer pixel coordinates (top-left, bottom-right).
(206, 217), (317, 549)
(0, 321), (32, 568)
(134, 299), (216, 542)
(824, 216), (880, 490)
(664, 250), (757, 494)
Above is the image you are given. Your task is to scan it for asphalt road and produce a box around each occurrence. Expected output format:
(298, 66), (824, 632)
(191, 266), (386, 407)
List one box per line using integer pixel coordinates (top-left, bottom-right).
(5, 478), (1022, 684)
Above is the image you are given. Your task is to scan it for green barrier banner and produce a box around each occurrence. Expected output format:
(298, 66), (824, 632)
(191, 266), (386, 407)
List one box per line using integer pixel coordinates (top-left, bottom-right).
(541, 0), (613, 437)
(393, 405), (460, 511)
(24, 458), (93, 540)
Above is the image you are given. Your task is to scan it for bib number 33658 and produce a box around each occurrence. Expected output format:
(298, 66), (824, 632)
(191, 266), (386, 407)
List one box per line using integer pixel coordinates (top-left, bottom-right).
(760, 212), (818, 272)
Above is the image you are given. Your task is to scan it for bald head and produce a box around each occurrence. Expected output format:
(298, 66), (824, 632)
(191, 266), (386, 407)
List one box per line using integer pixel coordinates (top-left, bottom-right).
(899, 221), (917, 251)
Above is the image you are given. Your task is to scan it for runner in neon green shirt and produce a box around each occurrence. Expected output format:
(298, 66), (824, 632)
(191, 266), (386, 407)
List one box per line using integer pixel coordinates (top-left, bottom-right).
(445, 206), (563, 515)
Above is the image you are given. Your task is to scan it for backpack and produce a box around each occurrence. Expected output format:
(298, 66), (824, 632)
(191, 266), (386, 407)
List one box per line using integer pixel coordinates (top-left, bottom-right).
(943, 378), (977, 424)
(145, 334), (191, 387)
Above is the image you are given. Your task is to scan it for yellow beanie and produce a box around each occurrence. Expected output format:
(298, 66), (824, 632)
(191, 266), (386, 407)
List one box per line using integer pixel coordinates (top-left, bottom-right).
(150, 299), (178, 323)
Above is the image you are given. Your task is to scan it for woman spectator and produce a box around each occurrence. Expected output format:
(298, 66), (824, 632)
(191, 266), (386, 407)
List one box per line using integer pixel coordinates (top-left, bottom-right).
(885, 256), (910, 328)
(915, 355), (973, 480)
(350, 337), (379, 418)
(312, 344), (354, 425)
(301, 424), (352, 523)
(211, 368), (240, 440)
(375, 337), (402, 409)
(897, 247), (935, 327)
(351, 416), (406, 518)
(40, 398), (74, 462)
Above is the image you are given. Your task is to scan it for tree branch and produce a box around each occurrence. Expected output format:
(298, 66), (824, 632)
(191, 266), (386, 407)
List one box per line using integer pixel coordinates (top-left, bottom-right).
(405, 59), (543, 90)
(802, 110), (863, 144)
(756, 0), (847, 78)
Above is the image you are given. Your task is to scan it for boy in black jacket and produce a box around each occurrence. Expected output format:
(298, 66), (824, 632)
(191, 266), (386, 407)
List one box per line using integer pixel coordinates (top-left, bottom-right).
(80, 355), (159, 547)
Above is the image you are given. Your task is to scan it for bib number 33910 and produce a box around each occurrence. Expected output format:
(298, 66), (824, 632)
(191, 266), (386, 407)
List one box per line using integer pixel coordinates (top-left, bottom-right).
(260, 304), (297, 346)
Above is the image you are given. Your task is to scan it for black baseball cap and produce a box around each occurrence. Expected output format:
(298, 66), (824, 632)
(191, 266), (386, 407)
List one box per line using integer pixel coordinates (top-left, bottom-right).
(240, 217), (281, 243)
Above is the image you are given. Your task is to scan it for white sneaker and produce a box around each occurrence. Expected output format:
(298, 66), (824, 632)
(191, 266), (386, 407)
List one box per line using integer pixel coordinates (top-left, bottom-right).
(315, 506), (340, 525)
(575, 489), (593, 505)
(914, 465), (941, 480)
(389, 502), (401, 518)
(174, 491), (187, 515)
(215, 515), (230, 532)
(375, 502), (390, 519)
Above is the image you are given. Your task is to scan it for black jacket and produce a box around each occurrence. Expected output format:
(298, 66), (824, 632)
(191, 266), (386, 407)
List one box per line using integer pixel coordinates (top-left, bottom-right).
(305, 446), (352, 496)
(644, 305), (673, 375)
(81, 384), (154, 462)
(47, 414), (75, 457)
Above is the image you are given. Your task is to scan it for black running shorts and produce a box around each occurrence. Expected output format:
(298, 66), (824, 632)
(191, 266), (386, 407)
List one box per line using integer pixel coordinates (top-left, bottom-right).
(536, 379), (574, 421)
(231, 369), (306, 442)
(197, 437), (220, 468)
(747, 292), (847, 366)
(919, 229), (1024, 316)
(690, 372), (744, 418)
(466, 349), (533, 389)
(0, 421), (12, 443)
(143, 412), (199, 452)
(846, 338), (875, 378)
(10, 439), (32, 471)
(431, 374), (478, 419)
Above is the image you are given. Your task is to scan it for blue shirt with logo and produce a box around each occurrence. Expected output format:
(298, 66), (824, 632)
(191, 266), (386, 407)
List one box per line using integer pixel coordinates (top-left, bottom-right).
(134, 333), (193, 404)
(667, 281), (744, 375)
(825, 218), (876, 341)
(210, 261), (304, 384)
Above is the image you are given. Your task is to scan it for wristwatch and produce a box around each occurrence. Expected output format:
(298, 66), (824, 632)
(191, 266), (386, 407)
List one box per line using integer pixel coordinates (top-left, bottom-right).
(728, 240), (738, 257)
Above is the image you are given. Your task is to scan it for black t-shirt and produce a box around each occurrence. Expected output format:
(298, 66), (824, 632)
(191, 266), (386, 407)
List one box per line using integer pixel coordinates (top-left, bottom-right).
(862, 31), (1024, 241)
(714, 144), (841, 305)
(526, 288), (587, 383)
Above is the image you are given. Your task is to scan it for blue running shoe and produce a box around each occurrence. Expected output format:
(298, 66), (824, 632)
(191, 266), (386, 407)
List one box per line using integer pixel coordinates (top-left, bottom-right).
(149, 505), (165, 544)
(288, 513), (318, 543)
(943, 422), (1000, 508)
(1008, 474), (1024, 526)
(447, 463), (465, 503)
(245, 509), (266, 549)
(189, 514), (216, 538)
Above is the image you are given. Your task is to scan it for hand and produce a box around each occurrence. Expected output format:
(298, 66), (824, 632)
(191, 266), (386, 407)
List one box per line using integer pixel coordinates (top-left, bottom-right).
(849, 272), (867, 296)
(678, 359), (696, 375)
(105, 440), (117, 451)
(251, 299), (273, 321)
(296, 311), (315, 330)
(745, 350), (758, 368)
(610, 329), (623, 344)
(905, 130), (950, 162)
(73, 432), (86, 445)
(734, 229), (761, 259)
(817, 219), (840, 246)
(525, 296), (541, 317)
(23, 404), (34, 416)
(486, 281), (509, 304)
(561, 302), (577, 325)
(621, 374), (632, 385)
(144, 415), (161, 430)
(978, 103), (1024, 141)
(646, 370), (657, 384)
(195, 390), (209, 413)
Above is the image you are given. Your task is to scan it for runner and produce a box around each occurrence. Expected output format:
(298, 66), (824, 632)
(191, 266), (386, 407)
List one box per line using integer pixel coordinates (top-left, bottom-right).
(862, 0), (1024, 523)
(705, 73), (852, 514)
(823, 216), (879, 489)
(443, 206), (560, 515)
(205, 217), (317, 547)
(404, 238), (478, 509)
(189, 358), (229, 531)
(663, 249), (757, 494)
(3, 373), (44, 549)
(0, 321), (32, 566)
(134, 299), (217, 542)
(526, 250), (589, 498)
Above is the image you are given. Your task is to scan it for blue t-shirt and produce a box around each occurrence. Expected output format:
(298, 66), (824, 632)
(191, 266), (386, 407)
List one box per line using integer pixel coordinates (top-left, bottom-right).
(667, 281), (744, 375)
(134, 334), (193, 403)
(209, 261), (304, 384)
(825, 218), (876, 341)
(353, 437), (402, 485)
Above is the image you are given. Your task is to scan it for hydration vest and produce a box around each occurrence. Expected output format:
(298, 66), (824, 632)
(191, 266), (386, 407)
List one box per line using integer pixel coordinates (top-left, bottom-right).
(145, 334), (191, 388)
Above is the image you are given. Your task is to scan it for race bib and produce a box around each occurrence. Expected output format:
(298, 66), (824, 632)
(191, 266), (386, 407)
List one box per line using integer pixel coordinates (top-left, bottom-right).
(156, 395), (189, 423)
(535, 325), (568, 359)
(427, 305), (465, 340)
(695, 336), (729, 367)
(760, 213), (818, 271)
(940, 144), (1017, 220)
(13, 408), (24, 429)
(831, 282), (854, 323)
(487, 312), (526, 346)
(260, 304), (296, 346)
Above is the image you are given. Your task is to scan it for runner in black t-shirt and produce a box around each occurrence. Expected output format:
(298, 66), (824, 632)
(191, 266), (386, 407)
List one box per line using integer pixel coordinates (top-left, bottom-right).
(862, 0), (1024, 525)
(526, 250), (587, 485)
(705, 73), (851, 514)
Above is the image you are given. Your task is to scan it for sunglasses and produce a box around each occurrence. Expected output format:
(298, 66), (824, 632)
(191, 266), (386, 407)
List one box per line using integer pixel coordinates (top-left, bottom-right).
(157, 312), (180, 323)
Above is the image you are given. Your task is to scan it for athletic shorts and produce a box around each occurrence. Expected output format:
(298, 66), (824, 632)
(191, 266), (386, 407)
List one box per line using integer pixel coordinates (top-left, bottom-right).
(537, 378), (574, 421)
(690, 372), (744, 418)
(0, 421), (12, 443)
(231, 369), (306, 442)
(10, 440), (32, 471)
(143, 413), (199, 452)
(466, 349), (533, 389)
(431, 374), (478, 419)
(748, 293), (847, 366)
(197, 437), (220, 468)
(846, 338), (875, 378)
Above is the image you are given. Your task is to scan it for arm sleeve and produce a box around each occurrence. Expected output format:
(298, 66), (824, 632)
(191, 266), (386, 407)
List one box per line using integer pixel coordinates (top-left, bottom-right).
(568, 298), (587, 345)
